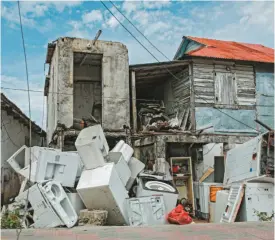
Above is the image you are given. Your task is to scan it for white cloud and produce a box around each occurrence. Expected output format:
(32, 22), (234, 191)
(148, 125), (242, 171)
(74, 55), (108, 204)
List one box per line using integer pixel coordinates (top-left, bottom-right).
(102, 6), (125, 29)
(66, 21), (93, 39)
(122, 1), (140, 15)
(1, 75), (45, 128)
(1, 1), (83, 32)
(105, 16), (120, 28)
(49, 1), (82, 12)
(142, 0), (171, 9)
(238, 1), (274, 33)
(20, 2), (49, 17)
(1, 5), (36, 28)
(82, 10), (103, 24)
(213, 2), (274, 45)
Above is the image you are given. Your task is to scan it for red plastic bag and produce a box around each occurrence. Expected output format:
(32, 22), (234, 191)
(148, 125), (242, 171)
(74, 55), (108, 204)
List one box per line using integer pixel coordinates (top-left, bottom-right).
(167, 205), (192, 225)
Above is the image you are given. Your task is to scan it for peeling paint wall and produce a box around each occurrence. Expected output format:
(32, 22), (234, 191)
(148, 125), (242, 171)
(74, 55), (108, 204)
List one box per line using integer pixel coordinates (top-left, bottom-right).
(192, 60), (256, 106)
(195, 107), (257, 133)
(255, 65), (274, 131)
(47, 44), (59, 144)
(192, 59), (259, 134)
(46, 37), (130, 143)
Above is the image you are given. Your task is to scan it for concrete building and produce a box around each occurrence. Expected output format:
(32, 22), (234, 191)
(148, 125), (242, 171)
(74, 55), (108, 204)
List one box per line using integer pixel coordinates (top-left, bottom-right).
(1, 93), (46, 205)
(43, 36), (274, 182)
(130, 36), (274, 181)
(44, 37), (130, 150)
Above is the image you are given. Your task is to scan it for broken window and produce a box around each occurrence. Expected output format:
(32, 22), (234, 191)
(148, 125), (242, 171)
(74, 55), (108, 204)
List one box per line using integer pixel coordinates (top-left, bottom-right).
(214, 72), (237, 107)
(73, 53), (103, 123)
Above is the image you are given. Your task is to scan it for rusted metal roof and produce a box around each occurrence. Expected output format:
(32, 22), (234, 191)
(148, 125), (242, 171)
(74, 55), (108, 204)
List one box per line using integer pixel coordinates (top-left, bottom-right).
(183, 36), (274, 63)
(1, 93), (46, 136)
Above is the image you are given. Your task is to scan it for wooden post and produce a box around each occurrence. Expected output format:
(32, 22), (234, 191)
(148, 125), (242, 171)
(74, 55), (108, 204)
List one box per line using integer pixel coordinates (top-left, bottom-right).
(131, 70), (137, 133)
(189, 62), (196, 133)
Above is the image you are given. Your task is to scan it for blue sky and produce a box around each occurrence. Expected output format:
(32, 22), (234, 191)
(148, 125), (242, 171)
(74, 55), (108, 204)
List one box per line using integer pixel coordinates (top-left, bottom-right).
(1, 0), (274, 129)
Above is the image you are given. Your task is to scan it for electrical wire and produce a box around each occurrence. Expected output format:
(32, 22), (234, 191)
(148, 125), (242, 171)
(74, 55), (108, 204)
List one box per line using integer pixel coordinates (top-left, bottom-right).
(100, 1), (263, 134)
(16, 1), (32, 239)
(109, 0), (254, 119)
(108, 0), (171, 61)
(1, 87), (273, 108)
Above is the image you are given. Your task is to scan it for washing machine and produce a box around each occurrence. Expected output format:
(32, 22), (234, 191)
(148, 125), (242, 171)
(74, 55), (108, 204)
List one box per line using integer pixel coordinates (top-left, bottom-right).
(136, 176), (179, 213)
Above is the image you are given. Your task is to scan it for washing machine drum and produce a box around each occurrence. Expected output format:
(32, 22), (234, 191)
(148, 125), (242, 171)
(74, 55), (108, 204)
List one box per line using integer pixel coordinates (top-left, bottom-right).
(145, 181), (176, 193)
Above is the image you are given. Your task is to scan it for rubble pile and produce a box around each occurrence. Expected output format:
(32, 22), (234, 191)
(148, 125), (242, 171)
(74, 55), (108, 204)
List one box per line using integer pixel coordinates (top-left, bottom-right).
(3, 124), (180, 228)
(138, 101), (180, 132)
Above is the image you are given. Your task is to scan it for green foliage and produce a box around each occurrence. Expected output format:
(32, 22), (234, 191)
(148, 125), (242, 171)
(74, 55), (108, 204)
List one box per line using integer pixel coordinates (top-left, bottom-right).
(1, 209), (22, 229)
(253, 209), (274, 222)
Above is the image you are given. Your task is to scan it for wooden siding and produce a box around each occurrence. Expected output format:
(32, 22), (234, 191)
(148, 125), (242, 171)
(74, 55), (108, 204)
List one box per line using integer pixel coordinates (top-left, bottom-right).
(165, 67), (191, 130)
(192, 60), (256, 107)
(171, 67), (190, 106)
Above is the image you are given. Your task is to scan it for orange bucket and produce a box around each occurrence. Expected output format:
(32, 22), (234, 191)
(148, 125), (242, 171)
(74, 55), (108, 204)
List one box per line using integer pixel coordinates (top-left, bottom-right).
(210, 186), (223, 202)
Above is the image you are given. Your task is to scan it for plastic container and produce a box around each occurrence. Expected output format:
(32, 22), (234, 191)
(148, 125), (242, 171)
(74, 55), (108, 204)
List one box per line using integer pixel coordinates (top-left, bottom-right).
(75, 125), (109, 170)
(210, 186), (224, 202)
(110, 140), (133, 163)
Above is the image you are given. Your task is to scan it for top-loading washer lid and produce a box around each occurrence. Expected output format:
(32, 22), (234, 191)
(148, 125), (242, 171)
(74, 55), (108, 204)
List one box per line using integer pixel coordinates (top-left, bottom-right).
(145, 181), (176, 192)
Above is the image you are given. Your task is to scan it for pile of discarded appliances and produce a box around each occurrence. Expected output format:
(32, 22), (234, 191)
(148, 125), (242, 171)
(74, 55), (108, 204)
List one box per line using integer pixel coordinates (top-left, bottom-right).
(138, 101), (180, 132)
(4, 125), (181, 228)
(193, 132), (274, 223)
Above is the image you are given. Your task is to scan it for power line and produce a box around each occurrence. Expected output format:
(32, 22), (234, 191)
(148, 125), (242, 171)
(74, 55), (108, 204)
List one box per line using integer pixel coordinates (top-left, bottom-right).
(101, 0), (163, 64)
(100, 1), (263, 133)
(109, 0), (171, 61)
(16, 1), (32, 239)
(2, 86), (274, 107)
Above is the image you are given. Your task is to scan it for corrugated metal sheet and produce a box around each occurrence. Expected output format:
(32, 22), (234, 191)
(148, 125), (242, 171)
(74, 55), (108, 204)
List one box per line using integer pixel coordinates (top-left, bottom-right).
(256, 72), (274, 130)
(178, 36), (274, 63)
(193, 62), (256, 106)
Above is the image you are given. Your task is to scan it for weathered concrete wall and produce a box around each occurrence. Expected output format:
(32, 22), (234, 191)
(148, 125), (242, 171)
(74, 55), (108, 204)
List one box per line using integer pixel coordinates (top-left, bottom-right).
(1, 110), (42, 204)
(47, 43), (59, 144)
(149, 134), (254, 162)
(47, 37), (129, 141)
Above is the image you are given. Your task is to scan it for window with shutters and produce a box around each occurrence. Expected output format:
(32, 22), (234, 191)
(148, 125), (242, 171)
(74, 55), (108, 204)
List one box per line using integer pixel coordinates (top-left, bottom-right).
(214, 72), (237, 107)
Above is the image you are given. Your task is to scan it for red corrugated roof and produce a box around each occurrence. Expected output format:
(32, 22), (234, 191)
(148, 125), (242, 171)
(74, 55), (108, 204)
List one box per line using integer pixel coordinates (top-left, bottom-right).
(185, 36), (274, 63)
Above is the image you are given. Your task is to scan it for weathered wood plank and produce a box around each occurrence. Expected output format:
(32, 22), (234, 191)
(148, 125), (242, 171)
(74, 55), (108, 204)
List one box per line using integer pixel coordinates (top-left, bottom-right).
(181, 107), (190, 130)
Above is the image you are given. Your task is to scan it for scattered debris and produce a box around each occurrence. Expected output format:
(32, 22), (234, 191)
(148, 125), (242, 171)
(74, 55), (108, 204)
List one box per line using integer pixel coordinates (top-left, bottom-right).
(79, 209), (108, 226)
(4, 125), (273, 229)
(138, 101), (180, 132)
